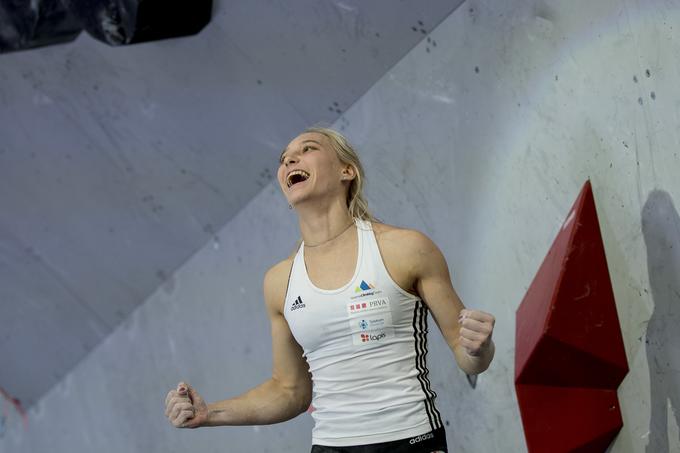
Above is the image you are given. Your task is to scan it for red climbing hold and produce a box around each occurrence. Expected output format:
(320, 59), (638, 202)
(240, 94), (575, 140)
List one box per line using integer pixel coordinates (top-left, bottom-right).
(515, 180), (629, 453)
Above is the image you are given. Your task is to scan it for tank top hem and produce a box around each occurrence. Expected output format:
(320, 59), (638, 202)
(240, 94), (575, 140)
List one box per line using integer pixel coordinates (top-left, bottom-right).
(312, 421), (433, 447)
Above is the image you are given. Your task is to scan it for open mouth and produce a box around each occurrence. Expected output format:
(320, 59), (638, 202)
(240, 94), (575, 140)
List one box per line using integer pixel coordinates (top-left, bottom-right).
(286, 169), (310, 188)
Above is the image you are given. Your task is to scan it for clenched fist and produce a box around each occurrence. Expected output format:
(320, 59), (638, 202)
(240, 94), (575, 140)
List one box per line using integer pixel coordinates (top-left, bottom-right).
(458, 309), (495, 357)
(164, 382), (208, 428)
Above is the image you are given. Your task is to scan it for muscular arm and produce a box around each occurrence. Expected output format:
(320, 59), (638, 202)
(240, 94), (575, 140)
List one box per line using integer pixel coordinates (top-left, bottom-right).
(406, 231), (495, 375)
(202, 261), (312, 426)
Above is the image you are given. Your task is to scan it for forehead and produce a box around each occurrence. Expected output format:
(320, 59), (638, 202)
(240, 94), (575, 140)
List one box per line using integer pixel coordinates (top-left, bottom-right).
(280, 132), (329, 159)
(287, 132), (328, 148)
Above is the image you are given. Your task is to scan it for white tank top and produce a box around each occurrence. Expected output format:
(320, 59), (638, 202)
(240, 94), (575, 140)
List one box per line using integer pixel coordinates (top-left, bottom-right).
(283, 218), (443, 446)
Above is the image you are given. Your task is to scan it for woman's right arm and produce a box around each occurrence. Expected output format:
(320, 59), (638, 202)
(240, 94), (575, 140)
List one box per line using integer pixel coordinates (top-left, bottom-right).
(165, 259), (313, 428)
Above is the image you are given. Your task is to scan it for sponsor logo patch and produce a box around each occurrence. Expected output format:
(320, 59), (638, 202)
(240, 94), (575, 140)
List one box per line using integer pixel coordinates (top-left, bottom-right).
(355, 280), (375, 292)
(348, 297), (393, 345)
(360, 332), (386, 343)
(347, 297), (389, 315)
(358, 317), (385, 331)
(350, 279), (383, 300)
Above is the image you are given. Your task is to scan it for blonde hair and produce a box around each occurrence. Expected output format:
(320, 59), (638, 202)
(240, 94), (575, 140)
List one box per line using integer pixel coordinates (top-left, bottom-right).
(304, 126), (376, 222)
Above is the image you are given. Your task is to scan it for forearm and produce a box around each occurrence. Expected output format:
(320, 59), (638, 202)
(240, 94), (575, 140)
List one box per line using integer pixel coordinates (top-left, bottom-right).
(453, 340), (495, 375)
(202, 378), (309, 427)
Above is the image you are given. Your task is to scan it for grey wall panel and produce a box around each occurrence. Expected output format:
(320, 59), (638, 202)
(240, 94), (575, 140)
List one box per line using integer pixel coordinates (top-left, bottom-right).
(1, 184), (307, 452)
(340, 1), (679, 451)
(0, 0), (461, 410)
(2, 0), (679, 452)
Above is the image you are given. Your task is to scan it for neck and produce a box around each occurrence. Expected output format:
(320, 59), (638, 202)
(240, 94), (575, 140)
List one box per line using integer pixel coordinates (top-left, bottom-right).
(295, 198), (355, 248)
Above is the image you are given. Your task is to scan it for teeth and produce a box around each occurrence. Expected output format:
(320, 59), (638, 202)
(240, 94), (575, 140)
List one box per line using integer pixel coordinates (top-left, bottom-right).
(287, 170), (310, 187)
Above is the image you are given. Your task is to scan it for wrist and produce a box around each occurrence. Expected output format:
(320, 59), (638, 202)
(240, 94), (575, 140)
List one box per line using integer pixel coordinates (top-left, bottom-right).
(468, 340), (494, 370)
(203, 402), (228, 427)
(456, 340), (494, 374)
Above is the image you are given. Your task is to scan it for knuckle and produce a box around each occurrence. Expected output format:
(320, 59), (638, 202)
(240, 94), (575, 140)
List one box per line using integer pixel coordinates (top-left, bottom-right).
(178, 410), (194, 424)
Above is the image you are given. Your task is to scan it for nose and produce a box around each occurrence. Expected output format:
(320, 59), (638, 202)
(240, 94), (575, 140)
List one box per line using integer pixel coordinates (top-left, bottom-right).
(284, 154), (298, 166)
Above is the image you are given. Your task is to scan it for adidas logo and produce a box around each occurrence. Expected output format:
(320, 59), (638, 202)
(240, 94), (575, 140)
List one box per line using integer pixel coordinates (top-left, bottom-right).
(409, 432), (434, 445)
(290, 296), (306, 311)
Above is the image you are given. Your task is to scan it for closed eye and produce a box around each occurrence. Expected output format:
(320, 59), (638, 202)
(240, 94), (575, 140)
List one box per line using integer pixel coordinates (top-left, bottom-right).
(279, 144), (317, 164)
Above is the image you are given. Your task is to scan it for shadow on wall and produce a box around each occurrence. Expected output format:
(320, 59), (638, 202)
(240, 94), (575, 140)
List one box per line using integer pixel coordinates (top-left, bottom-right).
(641, 190), (680, 453)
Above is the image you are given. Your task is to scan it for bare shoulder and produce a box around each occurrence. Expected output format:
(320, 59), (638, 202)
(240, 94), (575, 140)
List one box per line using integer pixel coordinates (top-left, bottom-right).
(371, 222), (436, 255)
(263, 256), (295, 315)
(370, 222), (442, 288)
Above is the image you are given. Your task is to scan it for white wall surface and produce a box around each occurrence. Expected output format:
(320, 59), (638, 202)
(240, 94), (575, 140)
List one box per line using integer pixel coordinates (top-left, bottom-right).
(2, 0), (679, 452)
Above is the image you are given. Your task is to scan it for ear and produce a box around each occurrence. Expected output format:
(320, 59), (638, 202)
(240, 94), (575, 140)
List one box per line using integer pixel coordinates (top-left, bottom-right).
(341, 164), (356, 181)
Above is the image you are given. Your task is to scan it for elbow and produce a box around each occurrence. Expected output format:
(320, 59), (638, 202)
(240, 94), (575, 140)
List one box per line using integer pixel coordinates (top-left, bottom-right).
(297, 398), (312, 416)
(296, 383), (313, 415)
(286, 390), (311, 418)
(280, 379), (312, 416)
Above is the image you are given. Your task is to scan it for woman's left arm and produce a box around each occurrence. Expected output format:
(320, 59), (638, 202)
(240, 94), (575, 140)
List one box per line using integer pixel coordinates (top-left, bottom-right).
(406, 230), (496, 375)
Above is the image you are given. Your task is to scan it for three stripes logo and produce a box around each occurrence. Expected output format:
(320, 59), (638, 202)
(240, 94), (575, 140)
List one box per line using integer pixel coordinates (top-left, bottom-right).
(412, 300), (443, 431)
(290, 296), (306, 311)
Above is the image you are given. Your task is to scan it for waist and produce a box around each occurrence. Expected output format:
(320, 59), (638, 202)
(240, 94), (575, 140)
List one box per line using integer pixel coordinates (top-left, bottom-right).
(312, 427), (448, 450)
